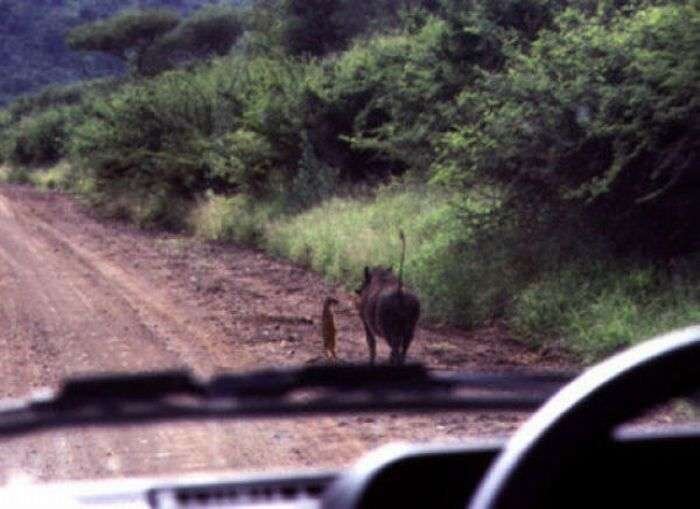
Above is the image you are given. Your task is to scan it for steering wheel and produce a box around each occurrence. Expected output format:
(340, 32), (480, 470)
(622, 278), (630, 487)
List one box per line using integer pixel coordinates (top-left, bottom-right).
(468, 325), (700, 509)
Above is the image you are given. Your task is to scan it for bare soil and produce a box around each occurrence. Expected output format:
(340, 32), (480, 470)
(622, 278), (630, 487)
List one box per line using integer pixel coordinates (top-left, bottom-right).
(0, 184), (573, 483)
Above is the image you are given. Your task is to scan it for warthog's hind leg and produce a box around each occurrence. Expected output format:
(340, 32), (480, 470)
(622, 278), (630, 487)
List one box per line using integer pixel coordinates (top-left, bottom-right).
(390, 346), (402, 365)
(364, 324), (377, 365)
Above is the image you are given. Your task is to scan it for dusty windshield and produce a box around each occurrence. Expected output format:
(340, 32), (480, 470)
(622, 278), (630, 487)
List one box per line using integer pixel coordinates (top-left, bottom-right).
(0, 0), (697, 484)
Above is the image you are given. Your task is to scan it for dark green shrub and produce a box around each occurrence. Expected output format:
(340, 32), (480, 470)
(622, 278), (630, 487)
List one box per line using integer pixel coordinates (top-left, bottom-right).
(206, 128), (277, 196)
(70, 70), (235, 201)
(281, 0), (350, 57)
(287, 132), (339, 210)
(0, 110), (11, 164)
(173, 5), (244, 57)
(316, 17), (469, 181)
(435, 2), (700, 259)
(208, 55), (321, 192)
(5, 78), (122, 123)
(67, 55), (315, 225)
(511, 259), (700, 360)
(4, 166), (31, 185)
(67, 9), (181, 76)
(8, 83), (83, 121)
(9, 107), (75, 167)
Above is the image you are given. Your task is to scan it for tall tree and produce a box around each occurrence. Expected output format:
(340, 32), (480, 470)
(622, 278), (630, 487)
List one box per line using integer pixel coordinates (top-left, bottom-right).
(67, 9), (180, 75)
(281, 0), (347, 57)
(164, 5), (244, 58)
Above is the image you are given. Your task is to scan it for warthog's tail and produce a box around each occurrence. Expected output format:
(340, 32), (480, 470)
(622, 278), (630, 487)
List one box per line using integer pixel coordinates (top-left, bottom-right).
(398, 229), (406, 294)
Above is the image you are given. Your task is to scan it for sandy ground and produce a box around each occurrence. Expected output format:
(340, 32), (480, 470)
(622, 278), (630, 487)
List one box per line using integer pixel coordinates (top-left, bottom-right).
(0, 184), (575, 483)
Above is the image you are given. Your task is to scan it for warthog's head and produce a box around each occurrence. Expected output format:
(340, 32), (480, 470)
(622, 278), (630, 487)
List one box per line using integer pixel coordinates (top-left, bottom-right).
(355, 266), (395, 297)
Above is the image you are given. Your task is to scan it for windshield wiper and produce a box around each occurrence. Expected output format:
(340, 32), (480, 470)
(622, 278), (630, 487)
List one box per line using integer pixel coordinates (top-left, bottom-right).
(0, 365), (575, 438)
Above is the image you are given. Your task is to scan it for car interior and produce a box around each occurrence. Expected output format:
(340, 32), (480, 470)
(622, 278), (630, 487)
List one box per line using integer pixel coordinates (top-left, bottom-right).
(1, 326), (698, 508)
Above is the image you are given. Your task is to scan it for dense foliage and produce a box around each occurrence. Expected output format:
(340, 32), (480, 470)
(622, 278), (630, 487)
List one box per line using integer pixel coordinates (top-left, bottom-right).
(67, 9), (181, 75)
(280, 0), (435, 57)
(68, 5), (245, 76)
(1, 0), (697, 358)
(435, 2), (700, 259)
(165, 5), (244, 58)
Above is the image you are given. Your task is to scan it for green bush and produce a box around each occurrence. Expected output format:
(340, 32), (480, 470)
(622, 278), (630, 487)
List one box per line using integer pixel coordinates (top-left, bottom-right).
(8, 83), (84, 121)
(512, 260), (700, 360)
(9, 107), (75, 167)
(281, 0), (353, 57)
(66, 53), (318, 223)
(318, 17), (468, 180)
(173, 4), (244, 57)
(286, 132), (339, 210)
(206, 128), (277, 196)
(436, 2), (700, 258)
(2, 166), (31, 185)
(188, 193), (278, 245)
(28, 162), (74, 191)
(0, 109), (11, 163)
(221, 55), (319, 182)
(69, 53), (322, 223)
(70, 68), (241, 205)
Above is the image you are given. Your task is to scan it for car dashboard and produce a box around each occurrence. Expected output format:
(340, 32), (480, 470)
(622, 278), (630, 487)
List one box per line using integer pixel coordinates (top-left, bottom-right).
(4, 425), (700, 509)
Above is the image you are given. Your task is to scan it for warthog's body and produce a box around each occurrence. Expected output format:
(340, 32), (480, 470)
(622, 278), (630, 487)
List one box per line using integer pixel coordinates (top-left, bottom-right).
(356, 267), (420, 365)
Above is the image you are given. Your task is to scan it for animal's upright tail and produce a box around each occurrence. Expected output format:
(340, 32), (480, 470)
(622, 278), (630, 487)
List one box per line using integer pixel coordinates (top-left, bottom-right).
(398, 229), (406, 294)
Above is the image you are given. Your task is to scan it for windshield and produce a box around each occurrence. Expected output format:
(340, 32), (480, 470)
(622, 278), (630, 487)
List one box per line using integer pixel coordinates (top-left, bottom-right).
(0, 0), (698, 485)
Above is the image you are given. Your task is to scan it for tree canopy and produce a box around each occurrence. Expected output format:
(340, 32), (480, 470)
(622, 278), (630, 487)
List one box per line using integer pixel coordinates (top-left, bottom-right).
(67, 5), (245, 76)
(174, 5), (244, 57)
(67, 9), (181, 75)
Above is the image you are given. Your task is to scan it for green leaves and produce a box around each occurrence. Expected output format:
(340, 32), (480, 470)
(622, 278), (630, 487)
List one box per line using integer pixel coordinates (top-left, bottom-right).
(66, 51), (320, 222)
(155, 4), (244, 65)
(7, 107), (77, 167)
(319, 17), (468, 179)
(66, 5), (245, 77)
(281, 0), (348, 57)
(176, 5), (244, 57)
(207, 129), (276, 195)
(67, 9), (180, 74)
(279, 0), (419, 57)
(438, 1), (700, 257)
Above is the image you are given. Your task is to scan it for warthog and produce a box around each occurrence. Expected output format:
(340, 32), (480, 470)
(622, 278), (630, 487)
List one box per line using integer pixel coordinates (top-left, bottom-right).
(355, 232), (420, 365)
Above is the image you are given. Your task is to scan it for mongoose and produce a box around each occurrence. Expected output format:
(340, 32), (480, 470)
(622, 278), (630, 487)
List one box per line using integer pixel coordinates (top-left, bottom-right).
(321, 297), (340, 363)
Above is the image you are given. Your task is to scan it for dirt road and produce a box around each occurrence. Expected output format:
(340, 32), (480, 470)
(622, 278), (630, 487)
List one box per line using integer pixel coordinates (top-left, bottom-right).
(0, 184), (569, 483)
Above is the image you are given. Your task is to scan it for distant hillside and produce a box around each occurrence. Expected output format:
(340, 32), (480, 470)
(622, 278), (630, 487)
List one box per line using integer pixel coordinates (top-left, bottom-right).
(0, 0), (245, 105)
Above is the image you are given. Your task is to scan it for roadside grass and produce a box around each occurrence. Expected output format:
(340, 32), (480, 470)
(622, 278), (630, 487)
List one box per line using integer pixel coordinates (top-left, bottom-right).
(86, 188), (192, 231)
(10, 162), (188, 230)
(28, 161), (73, 190)
(266, 187), (451, 287)
(188, 193), (279, 245)
(0, 165), (31, 184)
(186, 184), (495, 325)
(511, 261), (700, 362)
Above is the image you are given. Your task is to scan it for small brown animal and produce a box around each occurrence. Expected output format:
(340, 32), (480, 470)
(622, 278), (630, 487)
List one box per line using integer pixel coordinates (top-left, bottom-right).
(355, 231), (420, 365)
(321, 297), (340, 363)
